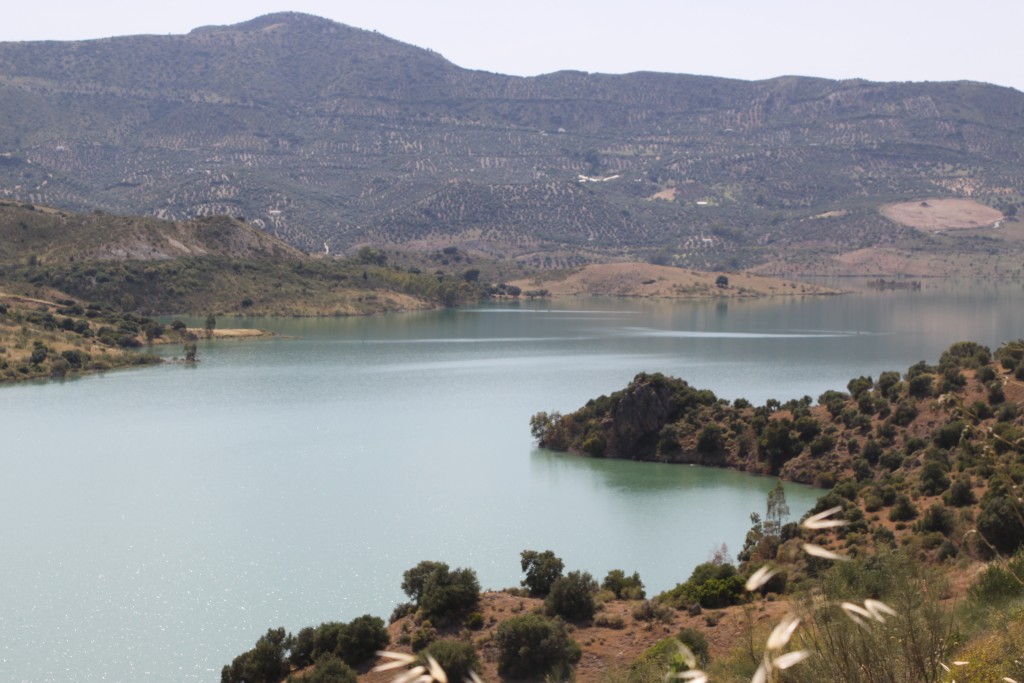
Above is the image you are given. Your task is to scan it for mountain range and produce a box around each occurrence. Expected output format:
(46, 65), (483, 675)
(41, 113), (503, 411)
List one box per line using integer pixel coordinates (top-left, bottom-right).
(1, 12), (1022, 271)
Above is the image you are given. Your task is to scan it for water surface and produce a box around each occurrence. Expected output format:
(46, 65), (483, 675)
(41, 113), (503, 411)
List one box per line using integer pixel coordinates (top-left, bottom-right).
(2, 280), (1022, 682)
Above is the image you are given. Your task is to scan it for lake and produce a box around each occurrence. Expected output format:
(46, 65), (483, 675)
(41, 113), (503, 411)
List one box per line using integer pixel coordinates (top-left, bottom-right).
(1, 279), (1022, 682)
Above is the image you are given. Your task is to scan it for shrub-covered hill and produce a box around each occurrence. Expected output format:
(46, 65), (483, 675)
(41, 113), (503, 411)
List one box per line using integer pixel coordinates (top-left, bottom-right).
(532, 340), (1024, 559)
(0, 202), (497, 317)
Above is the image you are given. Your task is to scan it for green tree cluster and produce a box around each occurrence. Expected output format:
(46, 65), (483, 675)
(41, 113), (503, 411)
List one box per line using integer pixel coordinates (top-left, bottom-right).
(401, 560), (480, 624)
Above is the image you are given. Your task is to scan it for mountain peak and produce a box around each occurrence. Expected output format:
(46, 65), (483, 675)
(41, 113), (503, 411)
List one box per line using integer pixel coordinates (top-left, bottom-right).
(191, 12), (348, 35)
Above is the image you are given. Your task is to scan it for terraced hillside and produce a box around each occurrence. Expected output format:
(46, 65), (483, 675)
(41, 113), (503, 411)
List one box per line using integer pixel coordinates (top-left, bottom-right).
(1, 12), (1023, 271)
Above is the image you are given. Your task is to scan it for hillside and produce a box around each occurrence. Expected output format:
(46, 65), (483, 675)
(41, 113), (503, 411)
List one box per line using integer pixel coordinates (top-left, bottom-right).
(0, 202), (490, 319)
(0, 199), (304, 263)
(1, 13), (1023, 273)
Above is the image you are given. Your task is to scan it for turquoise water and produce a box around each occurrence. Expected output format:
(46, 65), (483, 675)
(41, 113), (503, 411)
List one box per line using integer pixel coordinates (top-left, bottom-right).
(1, 281), (1022, 681)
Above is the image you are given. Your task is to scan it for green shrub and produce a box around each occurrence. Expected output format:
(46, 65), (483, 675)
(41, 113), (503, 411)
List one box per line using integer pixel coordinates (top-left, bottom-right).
(918, 461), (950, 496)
(308, 616), (388, 667)
(697, 424), (725, 453)
(660, 562), (744, 609)
(495, 614), (581, 679)
(977, 494), (1024, 556)
(945, 478), (976, 507)
(676, 627), (710, 667)
(337, 615), (388, 665)
(602, 569), (646, 600)
(546, 570), (598, 621)
(888, 495), (918, 522)
(410, 623), (437, 652)
(967, 552), (1024, 607)
(298, 655), (357, 683)
(918, 503), (955, 536)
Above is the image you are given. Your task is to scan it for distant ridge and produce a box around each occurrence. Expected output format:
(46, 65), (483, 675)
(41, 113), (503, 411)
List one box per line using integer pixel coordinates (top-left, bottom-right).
(0, 13), (1022, 271)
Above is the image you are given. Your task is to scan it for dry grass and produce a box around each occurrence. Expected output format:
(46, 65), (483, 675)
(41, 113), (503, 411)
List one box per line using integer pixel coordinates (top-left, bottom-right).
(880, 198), (1004, 232)
(508, 263), (839, 299)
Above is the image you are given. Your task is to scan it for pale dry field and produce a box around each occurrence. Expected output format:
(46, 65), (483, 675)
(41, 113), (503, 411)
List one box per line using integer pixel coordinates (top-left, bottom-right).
(509, 262), (837, 299)
(880, 198), (1003, 231)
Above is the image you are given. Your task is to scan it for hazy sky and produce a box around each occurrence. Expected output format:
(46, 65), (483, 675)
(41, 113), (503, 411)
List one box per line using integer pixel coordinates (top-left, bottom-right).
(4, 1), (1022, 91)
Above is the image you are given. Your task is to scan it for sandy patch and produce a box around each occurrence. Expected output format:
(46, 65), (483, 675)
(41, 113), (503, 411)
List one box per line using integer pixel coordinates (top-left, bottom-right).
(880, 198), (1003, 231)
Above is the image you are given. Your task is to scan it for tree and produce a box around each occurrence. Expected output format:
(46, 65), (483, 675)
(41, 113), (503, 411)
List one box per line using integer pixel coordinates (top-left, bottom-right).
(221, 627), (290, 683)
(495, 614), (581, 679)
(401, 560), (448, 602)
(759, 420), (802, 473)
(30, 345), (48, 366)
(545, 570), (598, 621)
(520, 550), (564, 596)
(336, 614), (389, 665)
(764, 480), (790, 539)
(715, 274), (729, 288)
(355, 246), (386, 266)
(402, 561), (480, 623)
(419, 566), (480, 623)
(696, 424), (725, 454)
(205, 313), (217, 338)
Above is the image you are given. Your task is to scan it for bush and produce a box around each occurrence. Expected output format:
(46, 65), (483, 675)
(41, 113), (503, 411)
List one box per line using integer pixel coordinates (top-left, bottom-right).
(967, 552), (1024, 606)
(676, 627), (710, 667)
(918, 503), (955, 536)
(300, 655), (357, 683)
(308, 616), (389, 667)
(660, 562), (744, 609)
(945, 478), (976, 507)
(337, 615), (389, 665)
(593, 613), (626, 629)
(418, 640), (479, 682)
(631, 599), (675, 623)
(918, 461), (950, 496)
(520, 550), (564, 596)
(495, 614), (581, 679)
(976, 494), (1024, 556)
(545, 570), (598, 621)
(888, 495), (918, 522)
(410, 624), (437, 652)
(907, 373), (933, 398)
(602, 569), (646, 600)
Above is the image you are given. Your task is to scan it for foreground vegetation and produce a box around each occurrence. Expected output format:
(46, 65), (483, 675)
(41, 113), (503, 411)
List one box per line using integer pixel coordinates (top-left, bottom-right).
(219, 340), (1024, 682)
